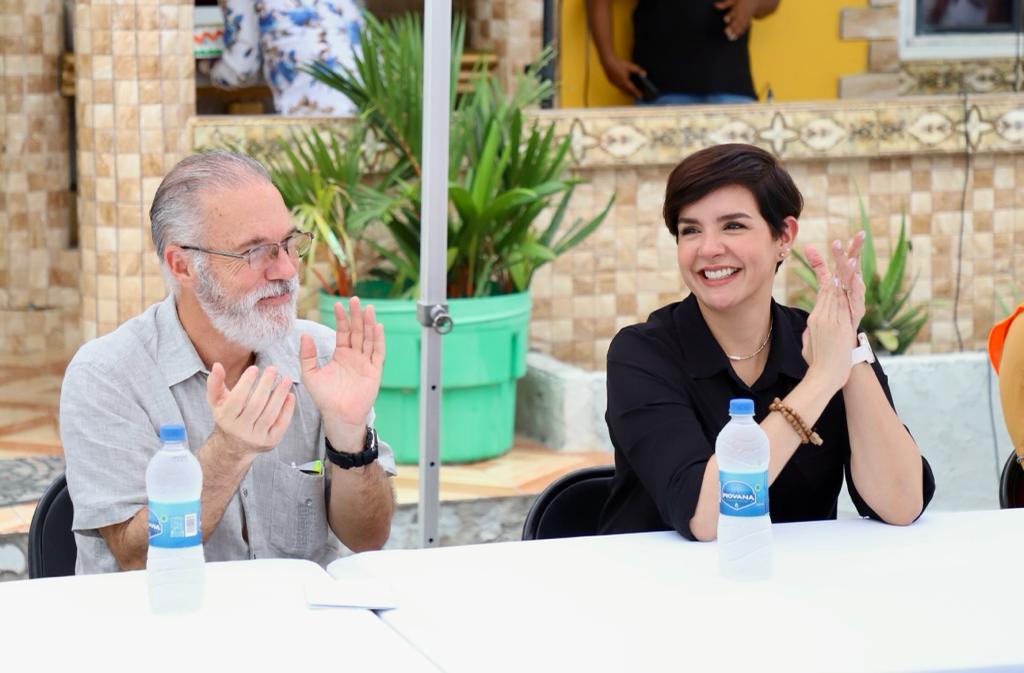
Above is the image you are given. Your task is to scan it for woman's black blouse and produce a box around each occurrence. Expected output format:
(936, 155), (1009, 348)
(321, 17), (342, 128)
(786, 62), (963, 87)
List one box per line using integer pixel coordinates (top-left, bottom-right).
(598, 294), (936, 540)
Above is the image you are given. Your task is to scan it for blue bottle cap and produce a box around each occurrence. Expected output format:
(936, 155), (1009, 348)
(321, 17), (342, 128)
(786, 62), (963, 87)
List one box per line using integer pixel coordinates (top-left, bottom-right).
(729, 398), (755, 415)
(159, 424), (186, 442)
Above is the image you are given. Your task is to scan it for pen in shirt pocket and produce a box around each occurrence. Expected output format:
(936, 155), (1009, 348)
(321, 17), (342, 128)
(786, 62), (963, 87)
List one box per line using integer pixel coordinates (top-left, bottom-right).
(291, 459), (323, 476)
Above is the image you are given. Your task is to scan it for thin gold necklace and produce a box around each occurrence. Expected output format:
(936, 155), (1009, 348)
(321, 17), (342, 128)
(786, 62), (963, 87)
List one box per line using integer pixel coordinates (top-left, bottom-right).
(726, 318), (772, 361)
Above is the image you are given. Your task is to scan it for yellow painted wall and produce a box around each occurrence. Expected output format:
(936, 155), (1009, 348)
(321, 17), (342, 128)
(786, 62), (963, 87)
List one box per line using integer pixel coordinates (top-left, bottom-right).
(559, 0), (869, 107)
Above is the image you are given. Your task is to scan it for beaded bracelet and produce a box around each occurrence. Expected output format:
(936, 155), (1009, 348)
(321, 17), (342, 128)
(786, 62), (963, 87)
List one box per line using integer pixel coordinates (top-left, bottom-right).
(769, 398), (823, 446)
(771, 400), (809, 443)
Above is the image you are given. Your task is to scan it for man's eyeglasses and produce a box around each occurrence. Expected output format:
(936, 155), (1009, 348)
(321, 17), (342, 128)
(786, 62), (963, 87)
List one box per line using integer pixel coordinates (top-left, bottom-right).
(180, 231), (314, 271)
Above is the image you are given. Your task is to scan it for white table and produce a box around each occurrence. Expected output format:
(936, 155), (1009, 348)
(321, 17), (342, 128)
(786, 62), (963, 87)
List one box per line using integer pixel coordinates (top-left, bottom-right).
(0, 558), (438, 672)
(330, 509), (1024, 673)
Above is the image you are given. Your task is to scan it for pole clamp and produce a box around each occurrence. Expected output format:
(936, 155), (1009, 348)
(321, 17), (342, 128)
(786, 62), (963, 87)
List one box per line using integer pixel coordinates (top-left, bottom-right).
(417, 301), (454, 334)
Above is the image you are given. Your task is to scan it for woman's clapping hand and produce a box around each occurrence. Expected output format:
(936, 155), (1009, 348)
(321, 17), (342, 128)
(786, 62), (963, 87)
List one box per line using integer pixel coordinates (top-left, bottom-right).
(801, 232), (866, 392)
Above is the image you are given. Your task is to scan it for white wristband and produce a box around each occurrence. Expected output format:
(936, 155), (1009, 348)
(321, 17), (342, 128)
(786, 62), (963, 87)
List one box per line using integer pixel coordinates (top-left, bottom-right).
(851, 332), (875, 366)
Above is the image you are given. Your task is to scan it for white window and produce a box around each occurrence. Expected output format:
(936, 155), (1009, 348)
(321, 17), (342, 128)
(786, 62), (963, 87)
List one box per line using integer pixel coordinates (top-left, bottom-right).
(900, 0), (1024, 60)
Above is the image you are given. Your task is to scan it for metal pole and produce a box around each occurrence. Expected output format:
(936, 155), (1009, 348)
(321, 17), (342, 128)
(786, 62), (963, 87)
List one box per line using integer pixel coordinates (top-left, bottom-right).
(416, 0), (453, 548)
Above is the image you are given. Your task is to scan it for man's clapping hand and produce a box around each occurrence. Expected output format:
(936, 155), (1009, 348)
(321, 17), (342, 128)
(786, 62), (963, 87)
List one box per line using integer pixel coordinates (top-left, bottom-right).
(300, 297), (385, 440)
(205, 363), (296, 456)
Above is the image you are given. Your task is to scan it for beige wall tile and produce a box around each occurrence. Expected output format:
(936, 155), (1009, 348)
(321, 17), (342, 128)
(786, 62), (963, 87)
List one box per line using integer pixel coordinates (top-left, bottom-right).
(840, 6), (898, 40)
(512, 147), (1024, 368)
(70, 0), (195, 343)
(1, 0), (73, 354)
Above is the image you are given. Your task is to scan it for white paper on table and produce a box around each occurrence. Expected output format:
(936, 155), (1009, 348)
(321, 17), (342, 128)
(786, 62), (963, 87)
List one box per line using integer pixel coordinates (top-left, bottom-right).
(303, 575), (398, 610)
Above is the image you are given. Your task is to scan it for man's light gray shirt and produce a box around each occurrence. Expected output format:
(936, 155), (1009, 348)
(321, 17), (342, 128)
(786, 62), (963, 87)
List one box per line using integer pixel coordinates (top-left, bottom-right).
(60, 294), (397, 574)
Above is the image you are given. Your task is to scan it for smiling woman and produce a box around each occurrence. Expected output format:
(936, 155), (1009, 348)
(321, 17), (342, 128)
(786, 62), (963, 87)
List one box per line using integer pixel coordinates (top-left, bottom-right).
(599, 143), (936, 543)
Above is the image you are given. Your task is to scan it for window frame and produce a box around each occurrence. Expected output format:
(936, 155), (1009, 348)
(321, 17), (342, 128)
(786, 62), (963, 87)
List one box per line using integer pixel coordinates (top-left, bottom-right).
(899, 0), (1024, 60)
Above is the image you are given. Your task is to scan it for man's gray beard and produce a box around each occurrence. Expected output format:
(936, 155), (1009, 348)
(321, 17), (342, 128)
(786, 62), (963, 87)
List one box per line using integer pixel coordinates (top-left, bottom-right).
(192, 259), (298, 353)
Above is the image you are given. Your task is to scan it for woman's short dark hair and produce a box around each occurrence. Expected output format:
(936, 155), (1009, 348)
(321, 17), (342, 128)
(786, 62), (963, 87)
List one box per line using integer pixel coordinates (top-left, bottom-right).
(662, 144), (803, 241)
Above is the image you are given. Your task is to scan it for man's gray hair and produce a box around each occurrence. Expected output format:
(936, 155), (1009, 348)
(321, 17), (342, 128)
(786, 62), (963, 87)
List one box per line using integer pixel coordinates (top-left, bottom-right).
(149, 150), (273, 260)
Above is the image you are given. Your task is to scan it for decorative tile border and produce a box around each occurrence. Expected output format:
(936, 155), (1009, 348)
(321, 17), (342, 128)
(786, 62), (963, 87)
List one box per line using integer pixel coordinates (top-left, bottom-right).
(535, 94), (1024, 167)
(192, 94), (1024, 173)
(191, 116), (354, 157)
(901, 60), (1024, 96)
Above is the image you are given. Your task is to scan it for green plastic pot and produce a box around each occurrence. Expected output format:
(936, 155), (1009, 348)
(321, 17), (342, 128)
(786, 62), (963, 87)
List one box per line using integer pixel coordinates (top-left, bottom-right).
(319, 286), (531, 464)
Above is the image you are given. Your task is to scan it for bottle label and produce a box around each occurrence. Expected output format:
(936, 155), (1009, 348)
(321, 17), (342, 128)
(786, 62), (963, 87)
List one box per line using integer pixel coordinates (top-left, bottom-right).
(719, 470), (769, 517)
(148, 500), (202, 548)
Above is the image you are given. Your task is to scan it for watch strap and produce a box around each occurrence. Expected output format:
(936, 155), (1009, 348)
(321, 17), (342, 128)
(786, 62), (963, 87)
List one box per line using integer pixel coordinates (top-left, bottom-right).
(324, 426), (379, 469)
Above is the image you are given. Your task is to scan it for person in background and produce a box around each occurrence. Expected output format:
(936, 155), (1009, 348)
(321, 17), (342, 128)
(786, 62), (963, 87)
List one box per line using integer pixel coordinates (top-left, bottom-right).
(60, 151), (395, 574)
(585, 0), (780, 105)
(210, 0), (363, 115)
(599, 143), (935, 540)
(924, 0), (1012, 29)
(988, 303), (1024, 473)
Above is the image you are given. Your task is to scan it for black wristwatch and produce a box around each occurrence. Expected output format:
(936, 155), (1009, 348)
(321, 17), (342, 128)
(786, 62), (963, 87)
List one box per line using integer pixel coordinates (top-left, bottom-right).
(324, 426), (379, 469)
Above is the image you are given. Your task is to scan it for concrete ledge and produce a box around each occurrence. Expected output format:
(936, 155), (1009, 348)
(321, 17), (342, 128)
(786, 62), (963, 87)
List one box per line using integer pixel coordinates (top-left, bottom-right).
(873, 352), (1008, 511)
(515, 351), (1011, 512)
(515, 352), (611, 453)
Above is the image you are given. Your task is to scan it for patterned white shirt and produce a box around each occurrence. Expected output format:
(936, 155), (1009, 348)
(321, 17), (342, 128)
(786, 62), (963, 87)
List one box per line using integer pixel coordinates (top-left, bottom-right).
(211, 0), (363, 116)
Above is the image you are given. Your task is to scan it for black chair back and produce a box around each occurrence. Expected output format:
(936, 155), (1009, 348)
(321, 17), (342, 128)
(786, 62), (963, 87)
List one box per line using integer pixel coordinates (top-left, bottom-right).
(1000, 451), (1024, 509)
(28, 474), (77, 579)
(522, 465), (615, 540)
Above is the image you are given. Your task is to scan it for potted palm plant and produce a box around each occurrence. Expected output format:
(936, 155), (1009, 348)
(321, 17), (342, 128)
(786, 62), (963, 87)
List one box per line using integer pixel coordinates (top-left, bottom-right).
(263, 13), (613, 463)
(262, 123), (404, 297)
(791, 198), (929, 355)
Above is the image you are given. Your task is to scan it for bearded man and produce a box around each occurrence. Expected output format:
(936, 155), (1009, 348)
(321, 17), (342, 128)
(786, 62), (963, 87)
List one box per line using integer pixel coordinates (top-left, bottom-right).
(60, 151), (396, 574)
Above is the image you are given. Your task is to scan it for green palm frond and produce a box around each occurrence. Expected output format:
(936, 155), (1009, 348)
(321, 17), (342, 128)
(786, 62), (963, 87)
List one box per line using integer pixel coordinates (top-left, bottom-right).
(252, 12), (613, 299)
(791, 196), (930, 355)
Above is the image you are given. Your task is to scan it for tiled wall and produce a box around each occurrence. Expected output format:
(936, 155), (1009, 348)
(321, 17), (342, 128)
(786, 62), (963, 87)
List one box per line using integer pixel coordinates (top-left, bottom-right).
(191, 93), (1024, 371)
(529, 152), (1024, 369)
(73, 0), (195, 341)
(467, 0), (543, 95)
(838, 1), (899, 98)
(528, 98), (1024, 368)
(0, 0), (76, 354)
(4, 0), (1018, 371)
(839, 0), (1024, 97)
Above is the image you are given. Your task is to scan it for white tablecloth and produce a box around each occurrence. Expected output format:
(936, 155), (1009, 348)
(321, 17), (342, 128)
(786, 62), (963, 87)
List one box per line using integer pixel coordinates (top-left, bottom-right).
(329, 509), (1024, 673)
(0, 558), (438, 672)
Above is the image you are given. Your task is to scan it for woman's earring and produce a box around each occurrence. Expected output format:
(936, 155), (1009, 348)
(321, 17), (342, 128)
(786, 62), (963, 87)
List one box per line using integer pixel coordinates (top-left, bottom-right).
(779, 248), (789, 260)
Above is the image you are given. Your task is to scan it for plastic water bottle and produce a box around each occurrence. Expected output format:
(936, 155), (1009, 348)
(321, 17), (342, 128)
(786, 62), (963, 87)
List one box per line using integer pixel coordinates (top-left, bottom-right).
(716, 398), (773, 580)
(146, 424), (205, 613)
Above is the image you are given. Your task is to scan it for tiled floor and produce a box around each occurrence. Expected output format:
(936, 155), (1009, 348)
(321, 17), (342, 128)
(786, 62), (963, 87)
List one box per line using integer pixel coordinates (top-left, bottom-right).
(0, 351), (66, 461)
(0, 352), (612, 535)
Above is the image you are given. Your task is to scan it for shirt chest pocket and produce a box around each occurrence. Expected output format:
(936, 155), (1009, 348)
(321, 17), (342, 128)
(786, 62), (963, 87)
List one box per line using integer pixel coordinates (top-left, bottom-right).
(269, 459), (329, 557)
